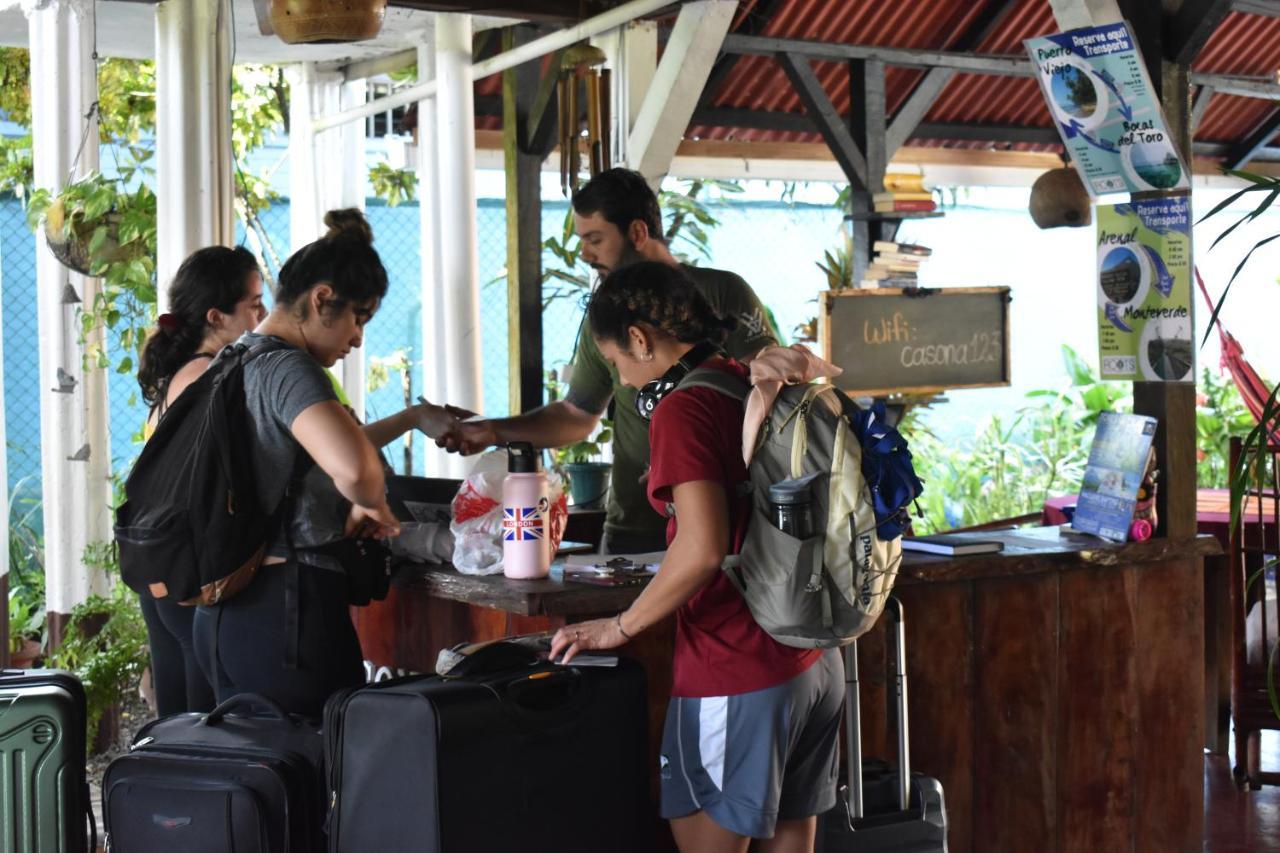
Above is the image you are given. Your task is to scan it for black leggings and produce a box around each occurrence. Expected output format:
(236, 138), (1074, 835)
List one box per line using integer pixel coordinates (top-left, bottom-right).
(193, 561), (364, 719)
(139, 593), (216, 716)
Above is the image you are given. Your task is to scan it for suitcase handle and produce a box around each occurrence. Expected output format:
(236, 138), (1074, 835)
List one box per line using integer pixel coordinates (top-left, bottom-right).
(203, 692), (291, 725)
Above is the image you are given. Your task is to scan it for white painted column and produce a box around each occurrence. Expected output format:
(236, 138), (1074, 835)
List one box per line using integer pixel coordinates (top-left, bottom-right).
(287, 66), (370, 418)
(336, 80), (368, 419)
(435, 15), (482, 476)
(286, 63), (330, 251)
(626, 0), (736, 187)
(26, 0), (112, 642)
(416, 38), (454, 477)
(154, 0), (234, 308)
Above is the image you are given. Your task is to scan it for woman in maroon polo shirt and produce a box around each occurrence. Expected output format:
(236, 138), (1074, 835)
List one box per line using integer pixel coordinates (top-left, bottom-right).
(550, 261), (843, 853)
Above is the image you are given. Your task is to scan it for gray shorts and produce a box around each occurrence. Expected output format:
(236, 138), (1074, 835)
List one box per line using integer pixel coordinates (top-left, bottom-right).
(659, 648), (843, 838)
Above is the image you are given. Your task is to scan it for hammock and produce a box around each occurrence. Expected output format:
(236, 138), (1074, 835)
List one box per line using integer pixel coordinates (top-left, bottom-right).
(1195, 266), (1280, 443)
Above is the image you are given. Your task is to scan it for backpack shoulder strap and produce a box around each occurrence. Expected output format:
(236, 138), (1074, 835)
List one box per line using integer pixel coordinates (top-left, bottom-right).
(677, 366), (750, 402)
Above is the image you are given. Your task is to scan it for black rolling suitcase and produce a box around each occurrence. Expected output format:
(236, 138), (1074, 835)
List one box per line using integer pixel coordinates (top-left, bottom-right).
(816, 597), (949, 853)
(101, 693), (325, 853)
(0, 669), (94, 852)
(325, 645), (649, 853)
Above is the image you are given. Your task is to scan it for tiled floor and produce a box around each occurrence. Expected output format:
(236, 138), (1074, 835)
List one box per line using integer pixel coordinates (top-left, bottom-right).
(1204, 731), (1280, 853)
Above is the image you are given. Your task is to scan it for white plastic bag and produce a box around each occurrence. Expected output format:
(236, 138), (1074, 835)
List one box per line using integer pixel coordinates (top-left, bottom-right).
(387, 522), (455, 564)
(449, 450), (567, 575)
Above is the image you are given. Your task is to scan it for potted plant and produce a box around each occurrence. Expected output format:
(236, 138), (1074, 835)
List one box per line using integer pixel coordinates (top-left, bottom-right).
(27, 169), (154, 278)
(7, 590), (45, 668)
(554, 420), (613, 510)
(26, 154), (159, 375)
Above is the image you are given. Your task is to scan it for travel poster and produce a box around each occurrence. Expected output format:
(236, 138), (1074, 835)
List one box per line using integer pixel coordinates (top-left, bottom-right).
(1025, 22), (1190, 196)
(1072, 412), (1158, 543)
(1095, 196), (1193, 382)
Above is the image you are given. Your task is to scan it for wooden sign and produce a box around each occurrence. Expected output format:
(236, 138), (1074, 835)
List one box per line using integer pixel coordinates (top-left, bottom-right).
(821, 287), (1012, 396)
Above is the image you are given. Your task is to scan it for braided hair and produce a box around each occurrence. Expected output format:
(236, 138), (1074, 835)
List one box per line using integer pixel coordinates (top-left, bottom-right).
(137, 245), (260, 408)
(587, 261), (736, 351)
(275, 208), (387, 319)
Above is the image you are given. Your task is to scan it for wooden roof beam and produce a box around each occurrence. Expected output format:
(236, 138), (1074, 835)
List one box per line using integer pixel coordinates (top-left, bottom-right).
(628, 0), (737, 186)
(723, 33), (1036, 75)
(1232, 0), (1280, 17)
(1224, 106), (1280, 168)
(778, 52), (867, 190)
(1191, 84), (1215, 135)
(1168, 0), (1236, 64)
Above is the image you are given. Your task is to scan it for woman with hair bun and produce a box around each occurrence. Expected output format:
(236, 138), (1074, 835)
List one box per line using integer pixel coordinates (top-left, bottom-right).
(550, 261), (842, 853)
(191, 209), (453, 717)
(136, 244), (266, 716)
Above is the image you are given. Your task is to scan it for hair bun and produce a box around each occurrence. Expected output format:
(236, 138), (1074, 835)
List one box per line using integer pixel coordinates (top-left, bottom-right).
(324, 208), (374, 244)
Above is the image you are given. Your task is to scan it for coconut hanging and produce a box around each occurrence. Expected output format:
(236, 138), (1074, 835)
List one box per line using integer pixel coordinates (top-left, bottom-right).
(271, 0), (386, 45)
(1029, 166), (1092, 229)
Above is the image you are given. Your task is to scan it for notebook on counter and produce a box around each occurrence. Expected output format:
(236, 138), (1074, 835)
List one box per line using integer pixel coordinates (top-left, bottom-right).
(901, 535), (1004, 557)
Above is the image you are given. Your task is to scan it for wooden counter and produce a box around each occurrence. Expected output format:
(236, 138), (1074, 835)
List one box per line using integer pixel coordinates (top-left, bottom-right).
(352, 527), (1216, 853)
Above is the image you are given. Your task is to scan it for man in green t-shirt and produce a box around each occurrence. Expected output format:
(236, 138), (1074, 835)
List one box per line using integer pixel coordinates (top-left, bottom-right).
(440, 168), (777, 553)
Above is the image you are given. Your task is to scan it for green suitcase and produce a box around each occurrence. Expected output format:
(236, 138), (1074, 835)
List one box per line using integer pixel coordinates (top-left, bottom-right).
(0, 669), (92, 852)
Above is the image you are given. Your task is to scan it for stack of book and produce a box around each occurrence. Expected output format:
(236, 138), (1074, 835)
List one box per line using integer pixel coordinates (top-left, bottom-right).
(874, 173), (937, 213)
(861, 240), (932, 288)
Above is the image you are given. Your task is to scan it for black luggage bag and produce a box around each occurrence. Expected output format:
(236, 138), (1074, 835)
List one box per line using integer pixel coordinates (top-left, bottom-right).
(325, 649), (649, 853)
(0, 669), (93, 853)
(816, 597), (949, 853)
(102, 693), (325, 853)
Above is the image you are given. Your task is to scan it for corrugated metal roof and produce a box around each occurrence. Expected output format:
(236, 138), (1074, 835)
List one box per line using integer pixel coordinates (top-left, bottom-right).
(473, 0), (1280, 159)
(691, 0), (1280, 156)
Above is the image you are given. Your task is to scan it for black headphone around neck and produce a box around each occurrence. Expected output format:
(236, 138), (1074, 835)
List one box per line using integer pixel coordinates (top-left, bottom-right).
(634, 340), (723, 421)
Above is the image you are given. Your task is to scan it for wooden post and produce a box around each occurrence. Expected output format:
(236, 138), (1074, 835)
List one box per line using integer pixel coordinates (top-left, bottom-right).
(503, 26), (551, 414)
(1118, 0), (1198, 540)
(848, 59), (890, 287)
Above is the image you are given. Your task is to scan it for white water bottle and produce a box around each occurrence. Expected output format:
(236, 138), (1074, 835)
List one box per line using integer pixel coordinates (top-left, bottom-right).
(502, 443), (551, 579)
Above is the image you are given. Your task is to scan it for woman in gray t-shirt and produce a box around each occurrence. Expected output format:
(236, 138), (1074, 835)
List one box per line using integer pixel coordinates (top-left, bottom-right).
(193, 210), (405, 717)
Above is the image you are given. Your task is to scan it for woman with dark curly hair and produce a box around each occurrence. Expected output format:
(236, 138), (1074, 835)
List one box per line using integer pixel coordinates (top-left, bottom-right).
(136, 245), (266, 716)
(550, 261), (842, 853)
(188, 210), (459, 717)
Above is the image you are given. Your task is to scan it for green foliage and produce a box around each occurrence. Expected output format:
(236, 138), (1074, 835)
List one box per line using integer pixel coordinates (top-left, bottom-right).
(553, 419), (613, 466)
(539, 206), (594, 308)
(659, 178), (742, 264)
(98, 59), (157, 144)
(8, 591), (44, 655)
(0, 47), (30, 126)
(1200, 168), (1280, 722)
(368, 161), (418, 207)
(537, 179), (741, 309)
(48, 543), (150, 745)
(1196, 368), (1256, 488)
(26, 159), (159, 373)
(815, 244), (854, 291)
(10, 50), (285, 376)
(0, 133), (33, 202)
(49, 589), (149, 744)
(906, 346), (1128, 534)
(367, 349), (410, 393)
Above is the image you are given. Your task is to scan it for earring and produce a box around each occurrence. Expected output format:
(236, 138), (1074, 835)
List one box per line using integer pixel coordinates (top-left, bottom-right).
(640, 350), (654, 362)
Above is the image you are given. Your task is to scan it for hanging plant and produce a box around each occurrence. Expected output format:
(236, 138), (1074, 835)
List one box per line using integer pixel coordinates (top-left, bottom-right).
(26, 150), (159, 373)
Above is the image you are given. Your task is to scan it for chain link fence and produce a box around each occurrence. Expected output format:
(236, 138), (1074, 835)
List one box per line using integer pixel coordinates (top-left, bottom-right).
(4, 191), (835, 508)
(2, 194), (42, 512)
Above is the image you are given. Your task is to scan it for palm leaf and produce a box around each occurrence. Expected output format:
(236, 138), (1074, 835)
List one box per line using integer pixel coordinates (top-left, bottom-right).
(1201, 234), (1280, 346)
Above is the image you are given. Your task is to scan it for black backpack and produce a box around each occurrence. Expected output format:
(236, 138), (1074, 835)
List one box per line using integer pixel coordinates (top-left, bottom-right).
(115, 337), (291, 605)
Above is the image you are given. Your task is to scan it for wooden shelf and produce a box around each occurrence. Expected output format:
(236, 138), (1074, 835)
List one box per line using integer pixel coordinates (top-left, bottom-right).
(844, 211), (945, 222)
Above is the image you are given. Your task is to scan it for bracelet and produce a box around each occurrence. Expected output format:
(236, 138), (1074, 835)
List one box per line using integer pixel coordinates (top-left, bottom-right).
(616, 612), (635, 640)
